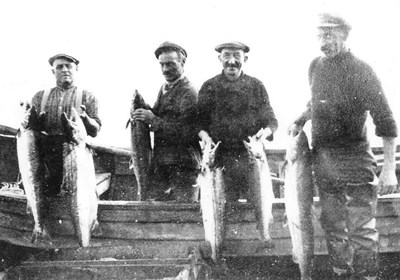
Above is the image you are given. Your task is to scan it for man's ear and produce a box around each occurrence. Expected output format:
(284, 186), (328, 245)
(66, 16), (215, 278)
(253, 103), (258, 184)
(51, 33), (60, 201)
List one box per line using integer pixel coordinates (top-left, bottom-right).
(75, 65), (79, 71)
(244, 55), (248, 63)
(51, 69), (55, 75)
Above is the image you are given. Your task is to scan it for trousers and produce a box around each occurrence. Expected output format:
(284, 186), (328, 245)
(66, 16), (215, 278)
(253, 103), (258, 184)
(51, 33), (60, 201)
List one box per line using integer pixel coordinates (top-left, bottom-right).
(314, 145), (379, 277)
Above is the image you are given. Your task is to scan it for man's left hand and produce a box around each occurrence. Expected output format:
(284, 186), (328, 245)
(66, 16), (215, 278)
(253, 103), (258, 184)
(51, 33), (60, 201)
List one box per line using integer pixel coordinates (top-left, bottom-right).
(132, 108), (156, 125)
(378, 168), (398, 195)
(255, 127), (273, 141)
(80, 105), (88, 120)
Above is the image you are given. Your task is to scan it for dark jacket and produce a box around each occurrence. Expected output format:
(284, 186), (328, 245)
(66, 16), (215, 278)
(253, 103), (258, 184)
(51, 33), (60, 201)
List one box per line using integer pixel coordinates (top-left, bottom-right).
(296, 51), (397, 149)
(198, 71), (278, 150)
(151, 76), (199, 167)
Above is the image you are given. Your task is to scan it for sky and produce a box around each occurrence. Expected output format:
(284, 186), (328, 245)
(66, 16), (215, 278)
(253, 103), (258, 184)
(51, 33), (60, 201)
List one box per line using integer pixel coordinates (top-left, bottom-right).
(1, 0), (399, 149)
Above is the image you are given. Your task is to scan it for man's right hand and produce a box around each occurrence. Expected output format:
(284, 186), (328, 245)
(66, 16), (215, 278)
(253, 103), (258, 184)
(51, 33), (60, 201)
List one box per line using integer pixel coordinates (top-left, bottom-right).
(287, 123), (303, 137)
(198, 130), (212, 144)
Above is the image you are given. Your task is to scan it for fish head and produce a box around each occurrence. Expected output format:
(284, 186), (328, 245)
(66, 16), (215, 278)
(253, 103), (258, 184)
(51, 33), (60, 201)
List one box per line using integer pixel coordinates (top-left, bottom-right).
(243, 135), (266, 162)
(131, 90), (146, 115)
(61, 107), (86, 145)
(286, 129), (310, 163)
(19, 102), (43, 131)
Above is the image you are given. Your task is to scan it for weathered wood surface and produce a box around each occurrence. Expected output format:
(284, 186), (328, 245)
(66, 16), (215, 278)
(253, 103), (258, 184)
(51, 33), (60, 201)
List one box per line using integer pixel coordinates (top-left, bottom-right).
(1, 193), (400, 258)
(5, 250), (211, 280)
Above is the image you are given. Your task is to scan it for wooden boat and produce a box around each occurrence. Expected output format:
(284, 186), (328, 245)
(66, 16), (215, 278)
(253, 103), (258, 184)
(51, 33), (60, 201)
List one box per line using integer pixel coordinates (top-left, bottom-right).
(1, 124), (400, 279)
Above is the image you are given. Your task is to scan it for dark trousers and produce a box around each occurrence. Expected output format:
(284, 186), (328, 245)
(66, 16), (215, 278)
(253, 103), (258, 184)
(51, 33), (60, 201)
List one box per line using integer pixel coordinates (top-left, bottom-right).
(39, 135), (66, 197)
(149, 164), (198, 202)
(217, 148), (251, 202)
(313, 146), (379, 277)
(317, 181), (379, 278)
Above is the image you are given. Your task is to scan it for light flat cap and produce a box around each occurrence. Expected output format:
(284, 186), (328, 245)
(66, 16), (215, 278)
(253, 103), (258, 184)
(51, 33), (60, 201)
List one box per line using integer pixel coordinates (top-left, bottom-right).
(154, 41), (187, 59)
(215, 41), (250, 53)
(48, 54), (80, 66)
(317, 13), (352, 30)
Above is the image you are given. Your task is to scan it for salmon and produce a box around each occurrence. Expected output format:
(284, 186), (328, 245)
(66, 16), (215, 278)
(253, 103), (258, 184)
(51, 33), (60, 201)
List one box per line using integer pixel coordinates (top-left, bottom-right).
(128, 90), (152, 201)
(197, 139), (226, 262)
(16, 102), (51, 244)
(284, 130), (314, 280)
(243, 135), (274, 248)
(61, 108), (99, 247)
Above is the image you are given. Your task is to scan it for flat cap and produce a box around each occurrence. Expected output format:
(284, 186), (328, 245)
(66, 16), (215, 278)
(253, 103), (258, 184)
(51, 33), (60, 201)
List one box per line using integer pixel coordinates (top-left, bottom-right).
(48, 54), (80, 66)
(215, 41), (250, 53)
(317, 13), (352, 30)
(154, 41), (187, 59)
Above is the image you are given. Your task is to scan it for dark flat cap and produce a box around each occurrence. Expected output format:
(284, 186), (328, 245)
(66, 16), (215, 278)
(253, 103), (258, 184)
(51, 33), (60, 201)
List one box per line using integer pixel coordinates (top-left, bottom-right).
(154, 41), (187, 59)
(215, 41), (250, 53)
(317, 13), (352, 30)
(48, 54), (79, 66)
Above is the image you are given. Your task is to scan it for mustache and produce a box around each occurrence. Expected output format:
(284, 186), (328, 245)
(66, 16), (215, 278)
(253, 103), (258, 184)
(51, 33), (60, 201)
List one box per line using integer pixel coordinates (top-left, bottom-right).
(163, 70), (176, 76)
(321, 45), (332, 52)
(224, 61), (241, 69)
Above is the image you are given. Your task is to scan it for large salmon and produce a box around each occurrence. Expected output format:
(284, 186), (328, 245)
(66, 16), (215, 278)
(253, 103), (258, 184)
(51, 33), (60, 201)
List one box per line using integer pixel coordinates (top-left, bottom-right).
(61, 107), (99, 247)
(128, 90), (152, 201)
(243, 135), (274, 248)
(197, 139), (226, 262)
(284, 130), (314, 280)
(16, 102), (50, 243)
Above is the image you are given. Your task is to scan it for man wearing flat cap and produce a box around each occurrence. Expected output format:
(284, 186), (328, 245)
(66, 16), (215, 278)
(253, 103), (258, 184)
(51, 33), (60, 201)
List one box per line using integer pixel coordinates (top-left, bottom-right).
(132, 41), (199, 202)
(30, 54), (101, 197)
(289, 13), (397, 279)
(198, 41), (278, 201)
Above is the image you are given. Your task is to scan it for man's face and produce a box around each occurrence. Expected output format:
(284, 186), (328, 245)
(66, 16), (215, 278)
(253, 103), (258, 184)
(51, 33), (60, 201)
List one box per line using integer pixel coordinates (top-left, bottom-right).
(159, 51), (184, 82)
(317, 27), (346, 58)
(219, 48), (247, 80)
(52, 58), (78, 88)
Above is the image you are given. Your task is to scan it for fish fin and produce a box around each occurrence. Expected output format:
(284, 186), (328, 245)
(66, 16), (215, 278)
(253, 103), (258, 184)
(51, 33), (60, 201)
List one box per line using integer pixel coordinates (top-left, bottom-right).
(91, 220), (102, 237)
(243, 139), (250, 150)
(291, 253), (299, 264)
(281, 160), (288, 179)
(282, 213), (289, 228)
(125, 118), (132, 129)
(26, 203), (33, 215)
(31, 226), (52, 245)
(164, 187), (172, 195)
(310, 204), (318, 225)
(190, 146), (202, 170)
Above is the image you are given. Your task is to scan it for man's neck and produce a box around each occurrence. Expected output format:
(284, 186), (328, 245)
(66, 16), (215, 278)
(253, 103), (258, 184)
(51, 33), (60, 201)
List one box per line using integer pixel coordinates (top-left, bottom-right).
(224, 70), (242, 81)
(166, 74), (184, 85)
(57, 82), (75, 90)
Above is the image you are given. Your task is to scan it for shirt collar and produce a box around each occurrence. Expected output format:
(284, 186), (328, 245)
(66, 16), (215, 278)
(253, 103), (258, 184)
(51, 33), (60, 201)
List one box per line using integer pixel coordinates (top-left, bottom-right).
(163, 75), (184, 94)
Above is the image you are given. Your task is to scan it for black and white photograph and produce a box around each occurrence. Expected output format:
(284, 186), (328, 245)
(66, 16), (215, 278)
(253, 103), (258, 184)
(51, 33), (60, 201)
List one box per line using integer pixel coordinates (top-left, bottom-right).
(0, 0), (400, 279)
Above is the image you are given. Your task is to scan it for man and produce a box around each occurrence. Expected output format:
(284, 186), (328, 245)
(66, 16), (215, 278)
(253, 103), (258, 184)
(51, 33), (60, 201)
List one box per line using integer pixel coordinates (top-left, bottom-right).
(289, 13), (398, 279)
(31, 54), (101, 196)
(197, 41), (278, 202)
(132, 41), (199, 202)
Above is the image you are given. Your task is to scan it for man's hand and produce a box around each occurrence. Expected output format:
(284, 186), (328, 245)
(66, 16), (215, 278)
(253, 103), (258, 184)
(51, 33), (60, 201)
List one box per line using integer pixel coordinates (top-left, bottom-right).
(287, 123), (303, 137)
(378, 137), (398, 195)
(80, 105), (88, 120)
(132, 108), (156, 125)
(198, 130), (213, 145)
(80, 105), (100, 137)
(255, 127), (273, 141)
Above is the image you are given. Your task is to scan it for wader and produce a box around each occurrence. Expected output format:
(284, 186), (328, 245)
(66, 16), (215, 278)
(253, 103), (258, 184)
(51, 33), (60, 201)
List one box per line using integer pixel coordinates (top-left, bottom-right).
(313, 146), (379, 279)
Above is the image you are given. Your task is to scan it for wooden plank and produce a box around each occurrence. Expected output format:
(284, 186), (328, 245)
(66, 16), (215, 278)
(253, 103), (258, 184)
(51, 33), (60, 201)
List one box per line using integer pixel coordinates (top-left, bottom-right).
(1, 193), (400, 257)
(34, 240), (204, 261)
(7, 260), (192, 280)
(95, 173), (111, 196)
